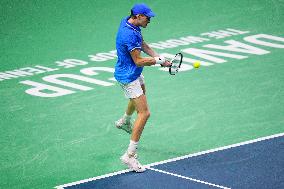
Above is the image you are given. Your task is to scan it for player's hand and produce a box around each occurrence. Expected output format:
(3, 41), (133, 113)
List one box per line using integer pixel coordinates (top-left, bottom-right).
(154, 56), (165, 64)
(160, 60), (171, 67)
(154, 56), (171, 67)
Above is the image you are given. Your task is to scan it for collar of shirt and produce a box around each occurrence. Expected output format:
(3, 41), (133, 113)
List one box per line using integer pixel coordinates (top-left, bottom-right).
(124, 16), (141, 33)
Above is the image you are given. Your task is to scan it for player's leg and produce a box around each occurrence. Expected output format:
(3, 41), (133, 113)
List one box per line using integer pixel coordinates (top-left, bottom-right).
(126, 100), (135, 116)
(120, 75), (148, 172)
(131, 78), (148, 141)
(115, 98), (136, 133)
(121, 94), (149, 172)
(130, 94), (150, 142)
(124, 82), (145, 117)
(115, 75), (145, 134)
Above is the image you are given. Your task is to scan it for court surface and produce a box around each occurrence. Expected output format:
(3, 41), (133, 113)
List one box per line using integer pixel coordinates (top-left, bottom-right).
(1, 1), (284, 189)
(56, 133), (284, 189)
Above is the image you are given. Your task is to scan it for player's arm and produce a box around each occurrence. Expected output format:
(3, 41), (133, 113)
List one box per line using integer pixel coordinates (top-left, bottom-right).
(141, 40), (159, 57)
(130, 49), (156, 67)
(141, 41), (172, 67)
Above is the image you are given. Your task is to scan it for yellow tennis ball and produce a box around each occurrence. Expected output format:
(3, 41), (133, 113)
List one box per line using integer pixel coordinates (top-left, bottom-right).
(193, 61), (200, 68)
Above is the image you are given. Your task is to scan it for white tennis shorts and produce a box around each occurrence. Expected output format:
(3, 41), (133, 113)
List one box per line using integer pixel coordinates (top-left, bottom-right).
(119, 74), (145, 99)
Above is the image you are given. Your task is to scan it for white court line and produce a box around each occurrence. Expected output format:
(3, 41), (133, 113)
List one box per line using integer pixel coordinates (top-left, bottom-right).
(148, 167), (231, 189)
(55, 169), (131, 189)
(55, 132), (284, 189)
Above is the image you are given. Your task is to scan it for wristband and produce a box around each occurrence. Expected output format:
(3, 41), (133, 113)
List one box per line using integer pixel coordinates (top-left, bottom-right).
(154, 56), (165, 64)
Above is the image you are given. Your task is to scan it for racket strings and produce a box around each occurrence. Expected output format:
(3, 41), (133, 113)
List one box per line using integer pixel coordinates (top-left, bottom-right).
(171, 56), (182, 68)
(169, 53), (183, 75)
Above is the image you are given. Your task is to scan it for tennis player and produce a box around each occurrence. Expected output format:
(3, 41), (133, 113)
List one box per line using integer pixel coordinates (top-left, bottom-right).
(114, 3), (171, 172)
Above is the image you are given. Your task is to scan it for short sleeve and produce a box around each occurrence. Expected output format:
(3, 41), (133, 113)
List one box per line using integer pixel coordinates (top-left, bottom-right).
(126, 33), (142, 52)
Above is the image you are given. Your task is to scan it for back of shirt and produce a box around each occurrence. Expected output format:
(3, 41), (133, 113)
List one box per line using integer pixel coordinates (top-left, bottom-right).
(114, 17), (143, 84)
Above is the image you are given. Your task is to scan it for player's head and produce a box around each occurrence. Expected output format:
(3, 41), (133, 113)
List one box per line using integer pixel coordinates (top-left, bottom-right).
(130, 3), (155, 28)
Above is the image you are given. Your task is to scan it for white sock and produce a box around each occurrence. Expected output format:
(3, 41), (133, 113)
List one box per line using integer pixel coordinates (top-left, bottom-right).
(123, 113), (132, 122)
(127, 140), (138, 154)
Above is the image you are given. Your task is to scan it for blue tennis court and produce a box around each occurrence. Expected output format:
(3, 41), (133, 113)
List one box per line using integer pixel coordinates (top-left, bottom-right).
(56, 133), (284, 189)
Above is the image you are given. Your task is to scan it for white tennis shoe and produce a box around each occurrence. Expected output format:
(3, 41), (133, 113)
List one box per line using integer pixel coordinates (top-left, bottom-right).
(115, 118), (133, 134)
(120, 152), (146, 173)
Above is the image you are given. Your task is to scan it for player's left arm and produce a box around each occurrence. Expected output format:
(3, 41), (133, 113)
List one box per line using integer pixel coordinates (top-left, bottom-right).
(141, 40), (159, 57)
(142, 40), (171, 67)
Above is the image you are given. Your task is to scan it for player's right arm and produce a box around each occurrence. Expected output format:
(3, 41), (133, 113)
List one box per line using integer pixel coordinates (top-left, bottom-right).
(130, 49), (156, 67)
(130, 49), (171, 67)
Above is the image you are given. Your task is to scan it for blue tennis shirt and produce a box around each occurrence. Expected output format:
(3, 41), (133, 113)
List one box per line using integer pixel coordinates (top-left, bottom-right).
(114, 16), (143, 84)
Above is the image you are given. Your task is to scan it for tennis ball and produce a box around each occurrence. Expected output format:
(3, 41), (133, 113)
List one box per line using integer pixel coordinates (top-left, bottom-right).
(193, 61), (200, 68)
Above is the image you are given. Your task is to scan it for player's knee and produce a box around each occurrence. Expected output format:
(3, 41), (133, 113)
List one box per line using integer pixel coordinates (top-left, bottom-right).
(144, 110), (150, 119)
(139, 110), (150, 119)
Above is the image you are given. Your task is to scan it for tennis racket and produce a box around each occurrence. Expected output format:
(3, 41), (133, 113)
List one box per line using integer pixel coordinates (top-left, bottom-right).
(169, 53), (183, 75)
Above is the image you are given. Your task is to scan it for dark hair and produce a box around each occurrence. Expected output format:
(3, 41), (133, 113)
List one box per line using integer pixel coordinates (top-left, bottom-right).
(130, 10), (137, 19)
